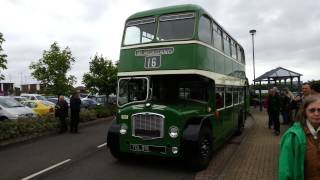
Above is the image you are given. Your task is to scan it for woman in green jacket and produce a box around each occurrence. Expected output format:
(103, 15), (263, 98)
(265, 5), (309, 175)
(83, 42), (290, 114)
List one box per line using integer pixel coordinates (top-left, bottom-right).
(279, 95), (320, 180)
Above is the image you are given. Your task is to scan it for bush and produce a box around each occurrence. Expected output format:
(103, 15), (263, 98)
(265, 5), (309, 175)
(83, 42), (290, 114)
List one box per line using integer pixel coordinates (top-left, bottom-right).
(94, 105), (117, 118)
(79, 109), (97, 122)
(0, 105), (117, 142)
(0, 115), (58, 142)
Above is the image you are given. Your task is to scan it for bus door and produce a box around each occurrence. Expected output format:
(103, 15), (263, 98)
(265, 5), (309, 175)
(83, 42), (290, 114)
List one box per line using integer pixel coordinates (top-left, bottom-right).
(223, 87), (234, 138)
(213, 87), (226, 145)
(232, 88), (240, 131)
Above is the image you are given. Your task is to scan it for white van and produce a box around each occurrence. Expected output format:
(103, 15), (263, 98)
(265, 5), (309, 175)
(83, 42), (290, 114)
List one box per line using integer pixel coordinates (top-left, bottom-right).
(0, 97), (37, 120)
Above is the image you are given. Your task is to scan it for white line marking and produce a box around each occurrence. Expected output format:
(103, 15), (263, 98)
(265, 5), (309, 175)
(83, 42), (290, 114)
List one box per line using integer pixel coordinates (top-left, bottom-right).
(21, 159), (71, 180)
(97, 143), (107, 148)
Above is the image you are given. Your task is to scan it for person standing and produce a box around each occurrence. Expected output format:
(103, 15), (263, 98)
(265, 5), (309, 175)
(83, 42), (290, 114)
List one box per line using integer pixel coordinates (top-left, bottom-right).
(280, 91), (291, 125)
(70, 92), (81, 133)
(279, 95), (320, 180)
(265, 89), (273, 129)
(56, 95), (69, 133)
(302, 83), (312, 99)
(269, 87), (281, 135)
(284, 87), (295, 124)
(310, 82), (320, 96)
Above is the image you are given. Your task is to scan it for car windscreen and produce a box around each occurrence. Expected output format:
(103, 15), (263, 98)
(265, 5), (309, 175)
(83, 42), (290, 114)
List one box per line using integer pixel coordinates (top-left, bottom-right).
(41, 100), (54, 106)
(36, 96), (46, 101)
(0, 98), (24, 108)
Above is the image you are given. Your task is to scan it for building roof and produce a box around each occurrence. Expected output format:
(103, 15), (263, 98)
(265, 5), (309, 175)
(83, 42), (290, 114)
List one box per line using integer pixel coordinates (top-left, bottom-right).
(254, 67), (302, 82)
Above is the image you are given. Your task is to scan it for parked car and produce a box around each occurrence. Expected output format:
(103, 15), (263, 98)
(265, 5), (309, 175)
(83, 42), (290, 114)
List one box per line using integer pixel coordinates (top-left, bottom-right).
(81, 98), (101, 109)
(21, 94), (47, 101)
(13, 96), (28, 102)
(85, 94), (116, 105)
(0, 97), (37, 120)
(47, 98), (58, 104)
(21, 100), (55, 117)
(47, 97), (70, 106)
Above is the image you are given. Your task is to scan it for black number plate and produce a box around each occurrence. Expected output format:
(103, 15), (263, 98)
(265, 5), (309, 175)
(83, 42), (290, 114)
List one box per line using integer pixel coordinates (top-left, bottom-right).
(130, 144), (150, 152)
(144, 56), (161, 69)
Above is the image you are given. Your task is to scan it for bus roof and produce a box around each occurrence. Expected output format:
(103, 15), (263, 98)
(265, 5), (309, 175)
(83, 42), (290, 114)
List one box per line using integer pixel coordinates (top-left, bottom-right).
(125, 4), (243, 50)
(127, 4), (206, 20)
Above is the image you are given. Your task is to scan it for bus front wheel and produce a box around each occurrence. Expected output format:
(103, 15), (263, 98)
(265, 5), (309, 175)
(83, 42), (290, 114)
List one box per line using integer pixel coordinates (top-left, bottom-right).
(185, 127), (213, 171)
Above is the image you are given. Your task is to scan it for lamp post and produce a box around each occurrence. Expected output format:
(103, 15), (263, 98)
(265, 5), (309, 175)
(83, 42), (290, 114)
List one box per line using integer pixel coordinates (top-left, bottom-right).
(249, 29), (256, 86)
(250, 29), (262, 111)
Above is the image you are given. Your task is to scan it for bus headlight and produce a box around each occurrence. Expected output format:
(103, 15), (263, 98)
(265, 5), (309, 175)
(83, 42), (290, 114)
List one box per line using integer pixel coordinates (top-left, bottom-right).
(120, 124), (128, 135)
(169, 126), (179, 138)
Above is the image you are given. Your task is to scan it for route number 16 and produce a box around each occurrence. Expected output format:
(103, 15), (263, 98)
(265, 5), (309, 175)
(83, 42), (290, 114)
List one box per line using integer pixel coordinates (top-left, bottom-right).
(144, 56), (161, 69)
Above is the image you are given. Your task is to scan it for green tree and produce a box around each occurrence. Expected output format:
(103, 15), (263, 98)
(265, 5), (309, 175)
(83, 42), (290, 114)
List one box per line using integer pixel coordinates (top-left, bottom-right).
(83, 54), (117, 101)
(29, 42), (76, 95)
(0, 32), (8, 80)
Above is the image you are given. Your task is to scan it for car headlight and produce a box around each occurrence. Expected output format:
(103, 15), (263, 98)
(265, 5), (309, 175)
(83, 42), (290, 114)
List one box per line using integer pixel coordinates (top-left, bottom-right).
(120, 123), (128, 135)
(169, 126), (179, 138)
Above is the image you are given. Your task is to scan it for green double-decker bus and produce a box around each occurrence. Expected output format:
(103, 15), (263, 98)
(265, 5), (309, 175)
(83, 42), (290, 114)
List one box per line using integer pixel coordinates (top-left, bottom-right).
(107, 4), (249, 170)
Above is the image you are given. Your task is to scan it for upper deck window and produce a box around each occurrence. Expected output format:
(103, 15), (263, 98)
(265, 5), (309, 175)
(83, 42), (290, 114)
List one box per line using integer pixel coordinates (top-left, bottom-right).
(231, 40), (237, 60)
(212, 23), (223, 51)
(123, 17), (156, 45)
(223, 33), (231, 56)
(157, 12), (195, 41)
(198, 16), (212, 44)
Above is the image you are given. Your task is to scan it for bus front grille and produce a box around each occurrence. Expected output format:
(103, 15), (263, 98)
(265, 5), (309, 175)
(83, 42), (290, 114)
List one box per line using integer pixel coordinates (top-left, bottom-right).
(132, 113), (164, 139)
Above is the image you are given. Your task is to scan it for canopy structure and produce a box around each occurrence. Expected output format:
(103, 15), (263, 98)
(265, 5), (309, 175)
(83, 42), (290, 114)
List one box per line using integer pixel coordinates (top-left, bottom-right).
(253, 67), (302, 111)
(254, 67), (302, 88)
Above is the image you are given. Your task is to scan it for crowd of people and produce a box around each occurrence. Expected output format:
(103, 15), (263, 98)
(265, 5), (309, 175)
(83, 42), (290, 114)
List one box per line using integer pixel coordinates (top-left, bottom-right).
(264, 82), (319, 136)
(276, 82), (320, 179)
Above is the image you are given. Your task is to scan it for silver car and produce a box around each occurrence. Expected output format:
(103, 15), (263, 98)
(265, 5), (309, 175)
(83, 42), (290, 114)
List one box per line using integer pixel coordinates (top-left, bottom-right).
(0, 96), (37, 120)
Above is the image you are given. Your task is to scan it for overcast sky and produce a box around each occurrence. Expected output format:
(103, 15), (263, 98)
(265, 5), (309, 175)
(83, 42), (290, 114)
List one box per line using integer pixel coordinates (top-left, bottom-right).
(1, 0), (319, 86)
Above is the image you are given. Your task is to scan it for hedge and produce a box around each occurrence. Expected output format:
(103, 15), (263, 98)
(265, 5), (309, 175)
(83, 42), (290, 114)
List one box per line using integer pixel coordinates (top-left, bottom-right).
(0, 105), (117, 142)
(0, 115), (58, 142)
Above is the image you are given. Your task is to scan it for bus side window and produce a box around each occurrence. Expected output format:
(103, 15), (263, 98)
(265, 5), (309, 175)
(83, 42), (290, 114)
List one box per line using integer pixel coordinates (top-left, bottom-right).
(198, 16), (212, 44)
(240, 48), (245, 64)
(212, 23), (223, 51)
(237, 45), (241, 61)
(216, 87), (225, 109)
(225, 87), (232, 106)
(231, 40), (237, 59)
(223, 33), (231, 56)
(239, 88), (244, 103)
(233, 88), (239, 104)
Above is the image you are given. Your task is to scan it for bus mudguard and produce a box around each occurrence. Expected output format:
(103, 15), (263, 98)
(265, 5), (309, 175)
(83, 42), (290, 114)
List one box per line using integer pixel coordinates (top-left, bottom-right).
(182, 115), (213, 142)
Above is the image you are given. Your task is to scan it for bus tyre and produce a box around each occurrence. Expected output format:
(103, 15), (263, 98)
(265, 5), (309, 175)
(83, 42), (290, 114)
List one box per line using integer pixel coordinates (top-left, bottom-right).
(186, 127), (213, 171)
(235, 111), (244, 136)
(108, 144), (128, 160)
(109, 147), (120, 160)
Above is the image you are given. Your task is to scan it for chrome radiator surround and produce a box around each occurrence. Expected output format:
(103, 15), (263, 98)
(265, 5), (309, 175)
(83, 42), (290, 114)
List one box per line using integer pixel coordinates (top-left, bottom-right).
(131, 112), (164, 140)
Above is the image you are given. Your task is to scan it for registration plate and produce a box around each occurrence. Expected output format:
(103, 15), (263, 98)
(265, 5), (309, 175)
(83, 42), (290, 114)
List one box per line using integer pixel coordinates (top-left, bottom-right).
(130, 144), (150, 152)
(130, 144), (166, 154)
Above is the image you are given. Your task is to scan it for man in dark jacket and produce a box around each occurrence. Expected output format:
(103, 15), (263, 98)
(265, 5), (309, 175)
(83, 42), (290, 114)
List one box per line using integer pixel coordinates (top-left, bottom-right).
(269, 87), (281, 135)
(56, 95), (69, 133)
(70, 92), (81, 133)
